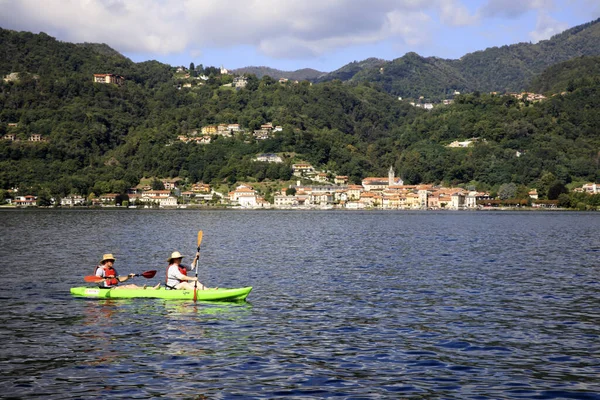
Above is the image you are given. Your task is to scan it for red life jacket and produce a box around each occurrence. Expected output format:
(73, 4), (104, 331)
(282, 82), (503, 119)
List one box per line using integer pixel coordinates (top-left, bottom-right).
(95, 265), (119, 287)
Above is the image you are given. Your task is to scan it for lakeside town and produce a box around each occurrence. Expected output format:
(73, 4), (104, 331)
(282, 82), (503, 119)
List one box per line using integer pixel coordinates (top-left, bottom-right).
(2, 72), (597, 211)
(5, 164), (599, 210)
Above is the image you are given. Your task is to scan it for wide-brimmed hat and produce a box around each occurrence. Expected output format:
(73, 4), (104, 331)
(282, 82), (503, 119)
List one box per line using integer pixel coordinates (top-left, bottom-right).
(100, 253), (116, 264)
(168, 251), (184, 262)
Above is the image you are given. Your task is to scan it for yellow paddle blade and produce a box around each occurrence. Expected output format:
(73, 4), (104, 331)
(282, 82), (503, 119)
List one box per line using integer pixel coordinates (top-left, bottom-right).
(197, 230), (203, 247)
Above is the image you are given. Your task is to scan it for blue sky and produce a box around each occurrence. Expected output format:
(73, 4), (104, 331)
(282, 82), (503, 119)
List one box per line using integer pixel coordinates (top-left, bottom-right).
(0, 0), (598, 72)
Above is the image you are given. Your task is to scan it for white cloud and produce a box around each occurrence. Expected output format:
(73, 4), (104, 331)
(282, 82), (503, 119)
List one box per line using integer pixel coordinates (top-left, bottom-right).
(0, 0), (190, 53)
(571, 0), (600, 18)
(0, 0), (589, 64)
(0, 0), (475, 59)
(478, 0), (555, 18)
(529, 11), (569, 42)
(439, 0), (478, 26)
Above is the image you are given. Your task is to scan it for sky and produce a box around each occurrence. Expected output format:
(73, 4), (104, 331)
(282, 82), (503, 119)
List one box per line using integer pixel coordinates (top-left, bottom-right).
(0, 0), (599, 73)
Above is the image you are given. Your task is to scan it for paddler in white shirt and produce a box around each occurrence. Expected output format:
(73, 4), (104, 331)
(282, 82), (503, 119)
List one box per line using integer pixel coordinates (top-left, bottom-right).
(165, 251), (207, 290)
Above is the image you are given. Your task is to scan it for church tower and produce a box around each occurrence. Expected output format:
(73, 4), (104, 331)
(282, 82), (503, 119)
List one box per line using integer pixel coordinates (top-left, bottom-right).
(388, 166), (394, 186)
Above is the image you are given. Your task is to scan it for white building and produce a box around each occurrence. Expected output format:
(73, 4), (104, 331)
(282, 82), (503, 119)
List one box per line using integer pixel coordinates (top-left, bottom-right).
(255, 153), (283, 163)
(61, 196), (86, 206)
(159, 196), (178, 207)
(229, 185), (258, 207)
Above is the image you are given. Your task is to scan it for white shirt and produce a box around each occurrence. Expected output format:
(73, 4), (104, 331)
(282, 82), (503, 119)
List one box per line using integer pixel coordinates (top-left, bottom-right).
(166, 263), (194, 288)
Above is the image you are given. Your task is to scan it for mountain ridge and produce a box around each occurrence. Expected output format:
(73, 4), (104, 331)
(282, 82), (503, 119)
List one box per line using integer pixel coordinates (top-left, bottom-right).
(0, 23), (598, 206)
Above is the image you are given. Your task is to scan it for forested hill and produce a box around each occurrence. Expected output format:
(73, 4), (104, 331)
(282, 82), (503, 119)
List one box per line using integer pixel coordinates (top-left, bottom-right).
(2, 29), (178, 92)
(317, 18), (600, 99)
(230, 66), (323, 81)
(0, 27), (598, 204)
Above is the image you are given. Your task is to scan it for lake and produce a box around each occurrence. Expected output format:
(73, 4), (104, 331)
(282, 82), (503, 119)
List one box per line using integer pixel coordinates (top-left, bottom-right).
(0, 209), (599, 399)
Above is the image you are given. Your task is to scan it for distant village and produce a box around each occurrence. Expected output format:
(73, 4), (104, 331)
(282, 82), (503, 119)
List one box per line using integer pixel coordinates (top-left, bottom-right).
(3, 70), (592, 210)
(6, 164), (599, 210)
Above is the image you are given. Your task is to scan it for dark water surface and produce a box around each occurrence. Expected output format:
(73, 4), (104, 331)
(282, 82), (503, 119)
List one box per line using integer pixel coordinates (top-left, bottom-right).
(0, 209), (599, 399)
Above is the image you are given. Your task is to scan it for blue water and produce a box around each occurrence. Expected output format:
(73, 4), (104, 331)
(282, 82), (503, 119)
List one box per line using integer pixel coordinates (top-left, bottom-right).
(0, 209), (599, 399)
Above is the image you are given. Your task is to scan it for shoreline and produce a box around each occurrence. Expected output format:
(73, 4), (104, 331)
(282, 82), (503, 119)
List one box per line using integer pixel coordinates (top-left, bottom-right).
(0, 204), (585, 211)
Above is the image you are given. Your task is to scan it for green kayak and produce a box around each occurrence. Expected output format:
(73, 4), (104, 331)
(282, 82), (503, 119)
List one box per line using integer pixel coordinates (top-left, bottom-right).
(70, 286), (252, 301)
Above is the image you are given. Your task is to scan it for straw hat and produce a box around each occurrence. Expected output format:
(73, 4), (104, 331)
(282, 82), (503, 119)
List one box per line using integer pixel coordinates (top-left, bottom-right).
(168, 251), (184, 262)
(100, 253), (116, 264)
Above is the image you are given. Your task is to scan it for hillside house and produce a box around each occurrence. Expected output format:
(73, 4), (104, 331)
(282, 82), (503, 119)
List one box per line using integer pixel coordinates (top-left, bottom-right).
(193, 136), (211, 144)
(191, 183), (211, 193)
(255, 153), (283, 163)
(93, 74), (125, 85)
(581, 183), (599, 194)
(447, 138), (482, 148)
(292, 163), (315, 176)
(334, 176), (348, 185)
(448, 140), (473, 148)
(315, 172), (329, 183)
(161, 179), (180, 191)
(201, 125), (217, 135)
(3, 72), (20, 82)
(253, 129), (270, 140)
(233, 76), (247, 89)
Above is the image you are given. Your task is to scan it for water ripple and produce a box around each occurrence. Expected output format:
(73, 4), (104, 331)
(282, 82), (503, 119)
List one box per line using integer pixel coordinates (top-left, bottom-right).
(0, 210), (599, 398)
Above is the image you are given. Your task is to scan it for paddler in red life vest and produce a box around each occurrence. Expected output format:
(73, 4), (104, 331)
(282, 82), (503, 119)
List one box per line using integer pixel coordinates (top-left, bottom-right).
(165, 251), (207, 290)
(95, 253), (154, 290)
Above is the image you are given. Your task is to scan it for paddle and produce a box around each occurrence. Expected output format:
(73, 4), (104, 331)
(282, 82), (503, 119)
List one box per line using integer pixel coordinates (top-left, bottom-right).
(84, 270), (157, 283)
(193, 230), (203, 302)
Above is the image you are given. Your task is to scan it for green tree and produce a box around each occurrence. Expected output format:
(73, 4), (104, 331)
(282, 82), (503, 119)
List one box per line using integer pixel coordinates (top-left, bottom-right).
(498, 183), (517, 200)
(547, 181), (568, 200)
(536, 172), (557, 199)
(151, 178), (165, 190)
(37, 190), (52, 207)
(557, 193), (571, 208)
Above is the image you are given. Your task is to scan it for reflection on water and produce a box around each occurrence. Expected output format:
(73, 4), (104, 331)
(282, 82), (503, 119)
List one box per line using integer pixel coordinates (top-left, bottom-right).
(0, 209), (599, 399)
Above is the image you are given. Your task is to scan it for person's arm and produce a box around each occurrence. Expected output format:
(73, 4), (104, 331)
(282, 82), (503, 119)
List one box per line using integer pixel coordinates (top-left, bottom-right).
(118, 273), (135, 282)
(182, 271), (197, 282)
(187, 252), (200, 273)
